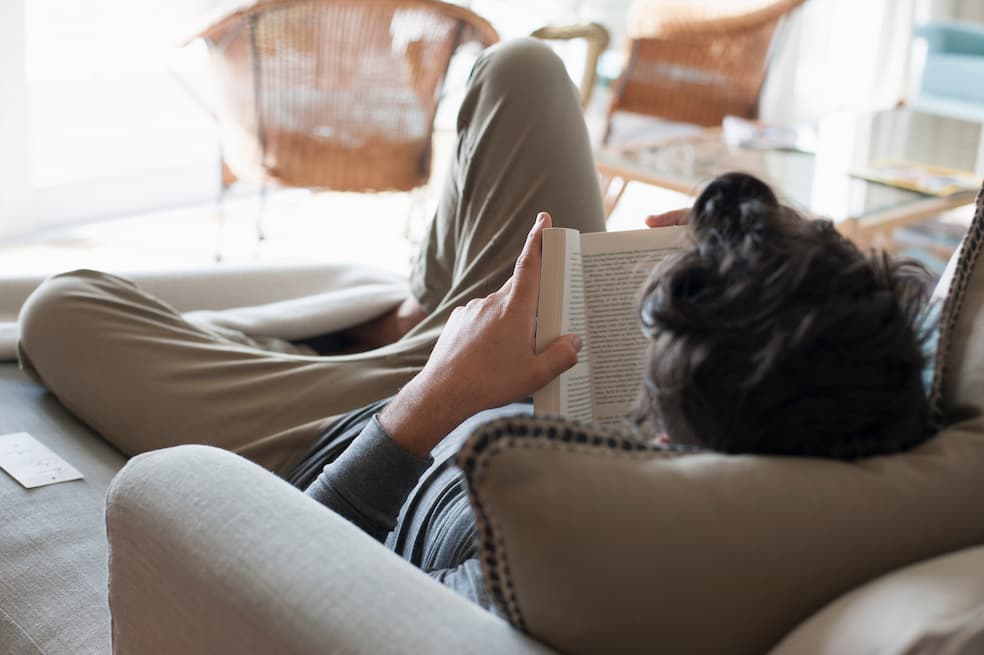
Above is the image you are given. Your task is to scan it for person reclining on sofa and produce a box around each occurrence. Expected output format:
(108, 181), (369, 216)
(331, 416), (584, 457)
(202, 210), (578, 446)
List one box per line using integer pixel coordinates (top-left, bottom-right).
(287, 168), (933, 610)
(16, 38), (932, 613)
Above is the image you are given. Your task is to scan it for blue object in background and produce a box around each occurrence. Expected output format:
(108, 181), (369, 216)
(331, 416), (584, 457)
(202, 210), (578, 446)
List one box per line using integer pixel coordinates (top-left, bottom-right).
(917, 21), (984, 117)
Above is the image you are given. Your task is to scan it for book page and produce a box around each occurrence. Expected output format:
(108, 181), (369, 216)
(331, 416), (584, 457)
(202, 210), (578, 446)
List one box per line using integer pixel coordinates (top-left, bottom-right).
(561, 246), (593, 420)
(579, 226), (687, 429)
(534, 228), (593, 421)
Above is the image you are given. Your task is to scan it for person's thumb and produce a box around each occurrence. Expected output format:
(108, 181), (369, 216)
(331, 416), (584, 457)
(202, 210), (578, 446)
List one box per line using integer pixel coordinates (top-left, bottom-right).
(646, 208), (690, 228)
(532, 334), (582, 388)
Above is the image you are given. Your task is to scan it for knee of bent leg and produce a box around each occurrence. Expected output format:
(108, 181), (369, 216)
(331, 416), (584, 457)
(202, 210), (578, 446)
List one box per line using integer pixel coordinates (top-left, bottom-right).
(474, 37), (570, 94)
(18, 269), (112, 357)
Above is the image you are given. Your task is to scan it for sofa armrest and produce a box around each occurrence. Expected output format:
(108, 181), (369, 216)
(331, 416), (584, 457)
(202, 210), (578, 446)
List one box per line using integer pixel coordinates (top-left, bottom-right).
(106, 445), (553, 655)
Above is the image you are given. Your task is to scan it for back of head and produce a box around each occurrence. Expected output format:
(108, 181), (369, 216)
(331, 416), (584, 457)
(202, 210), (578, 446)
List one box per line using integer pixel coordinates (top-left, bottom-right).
(636, 172), (934, 460)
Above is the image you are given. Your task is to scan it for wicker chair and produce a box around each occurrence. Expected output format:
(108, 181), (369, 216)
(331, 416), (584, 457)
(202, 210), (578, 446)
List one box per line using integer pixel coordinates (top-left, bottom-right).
(185, 0), (498, 195)
(603, 0), (806, 143)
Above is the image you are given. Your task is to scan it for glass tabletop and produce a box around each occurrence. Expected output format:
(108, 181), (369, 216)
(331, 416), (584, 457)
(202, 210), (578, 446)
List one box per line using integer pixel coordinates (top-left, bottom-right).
(596, 109), (984, 224)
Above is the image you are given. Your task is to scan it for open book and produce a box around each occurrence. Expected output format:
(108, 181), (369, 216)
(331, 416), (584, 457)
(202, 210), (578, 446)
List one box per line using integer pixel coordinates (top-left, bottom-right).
(534, 226), (688, 428)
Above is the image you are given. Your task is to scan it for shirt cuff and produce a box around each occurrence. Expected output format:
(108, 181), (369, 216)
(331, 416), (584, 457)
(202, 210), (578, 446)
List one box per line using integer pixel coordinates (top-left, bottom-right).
(305, 414), (434, 541)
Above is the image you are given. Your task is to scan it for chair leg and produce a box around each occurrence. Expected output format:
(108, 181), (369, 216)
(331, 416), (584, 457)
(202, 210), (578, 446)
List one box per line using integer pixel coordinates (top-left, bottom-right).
(599, 173), (628, 218)
(256, 181), (268, 244)
(403, 186), (429, 243)
(215, 165), (229, 263)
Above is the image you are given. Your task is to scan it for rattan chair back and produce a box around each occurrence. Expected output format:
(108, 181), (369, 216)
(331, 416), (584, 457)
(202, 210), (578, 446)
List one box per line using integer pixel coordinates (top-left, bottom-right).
(605, 0), (805, 141)
(188, 0), (498, 192)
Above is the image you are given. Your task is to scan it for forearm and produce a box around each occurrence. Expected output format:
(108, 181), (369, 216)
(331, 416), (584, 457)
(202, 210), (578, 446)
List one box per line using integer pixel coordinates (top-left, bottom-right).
(379, 373), (475, 459)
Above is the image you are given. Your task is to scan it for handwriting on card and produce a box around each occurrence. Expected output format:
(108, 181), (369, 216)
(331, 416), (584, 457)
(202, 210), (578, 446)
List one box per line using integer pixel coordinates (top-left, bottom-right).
(0, 432), (84, 489)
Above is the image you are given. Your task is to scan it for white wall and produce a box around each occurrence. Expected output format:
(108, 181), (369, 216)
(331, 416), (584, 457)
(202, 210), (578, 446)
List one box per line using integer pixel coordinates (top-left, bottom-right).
(0, 0), (34, 240)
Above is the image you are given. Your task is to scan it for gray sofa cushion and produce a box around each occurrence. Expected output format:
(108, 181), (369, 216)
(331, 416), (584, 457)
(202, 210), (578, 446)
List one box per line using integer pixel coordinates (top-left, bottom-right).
(0, 363), (125, 655)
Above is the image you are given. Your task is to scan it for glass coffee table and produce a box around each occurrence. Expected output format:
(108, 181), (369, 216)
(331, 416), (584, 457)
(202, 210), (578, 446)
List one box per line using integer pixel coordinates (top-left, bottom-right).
(595, 109), (984, 249)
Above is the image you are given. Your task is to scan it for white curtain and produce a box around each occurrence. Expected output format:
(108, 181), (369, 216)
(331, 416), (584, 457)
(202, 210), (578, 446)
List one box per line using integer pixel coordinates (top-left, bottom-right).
(760, 0), (918, 124)
(0, 0), (34, 240)
(0, 0), (220, 240)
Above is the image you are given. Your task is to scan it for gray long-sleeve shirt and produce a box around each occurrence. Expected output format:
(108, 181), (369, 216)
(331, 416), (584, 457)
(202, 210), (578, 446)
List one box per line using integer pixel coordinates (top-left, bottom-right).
(294, 401), (533, 613)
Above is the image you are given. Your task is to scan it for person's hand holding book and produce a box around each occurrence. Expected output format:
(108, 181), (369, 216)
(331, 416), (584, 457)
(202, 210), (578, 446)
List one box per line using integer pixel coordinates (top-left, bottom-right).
(379, 212), (583, 458)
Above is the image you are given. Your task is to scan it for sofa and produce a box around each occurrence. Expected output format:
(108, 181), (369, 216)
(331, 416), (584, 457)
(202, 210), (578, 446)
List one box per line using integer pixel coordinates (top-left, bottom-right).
(5, 193), (984, 653)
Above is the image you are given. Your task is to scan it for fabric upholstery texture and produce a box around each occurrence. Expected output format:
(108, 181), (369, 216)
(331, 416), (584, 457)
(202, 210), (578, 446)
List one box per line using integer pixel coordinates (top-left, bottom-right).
(106, 444), (553, 655)
(896, 605), (984, 655)
(0, 363), (124, 655)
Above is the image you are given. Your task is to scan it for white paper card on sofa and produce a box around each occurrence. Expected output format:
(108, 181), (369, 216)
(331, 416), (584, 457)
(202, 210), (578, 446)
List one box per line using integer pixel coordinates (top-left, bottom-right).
(0, 432), (84, 488)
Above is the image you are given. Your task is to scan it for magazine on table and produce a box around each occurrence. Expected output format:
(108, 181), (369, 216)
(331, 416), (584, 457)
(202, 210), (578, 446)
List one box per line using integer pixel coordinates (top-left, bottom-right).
(850, 160), (981, 196)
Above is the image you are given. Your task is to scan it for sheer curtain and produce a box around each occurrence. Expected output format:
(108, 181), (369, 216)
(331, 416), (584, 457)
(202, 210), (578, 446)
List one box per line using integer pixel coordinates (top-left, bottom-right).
(0, 0), (218, 241)
(760, 0), (918, 124)
(0, 0), (33, 239)
(27, 0), (217, 231)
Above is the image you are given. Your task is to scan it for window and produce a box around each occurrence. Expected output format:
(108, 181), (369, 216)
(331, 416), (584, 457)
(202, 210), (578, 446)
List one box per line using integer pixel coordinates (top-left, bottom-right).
(24, 0), (219, 230)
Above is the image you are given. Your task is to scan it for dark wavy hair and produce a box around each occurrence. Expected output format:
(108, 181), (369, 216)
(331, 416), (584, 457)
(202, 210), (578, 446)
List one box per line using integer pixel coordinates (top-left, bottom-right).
(634, 172), (934, 460)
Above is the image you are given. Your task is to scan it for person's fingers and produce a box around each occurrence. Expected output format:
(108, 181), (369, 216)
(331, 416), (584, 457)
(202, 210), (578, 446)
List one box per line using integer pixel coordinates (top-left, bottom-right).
(511, 212), (551, 300)
(531, 334), (582, 389)
(645, 208), (690, 228)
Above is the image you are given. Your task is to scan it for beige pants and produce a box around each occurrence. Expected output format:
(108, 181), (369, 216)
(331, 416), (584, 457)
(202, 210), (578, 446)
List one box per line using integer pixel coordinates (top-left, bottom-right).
(17, 39), (606, 475)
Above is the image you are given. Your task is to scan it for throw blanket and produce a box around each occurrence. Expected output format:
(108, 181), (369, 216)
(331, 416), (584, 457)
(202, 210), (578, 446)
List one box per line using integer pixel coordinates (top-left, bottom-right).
(0, 263), (410, 361)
